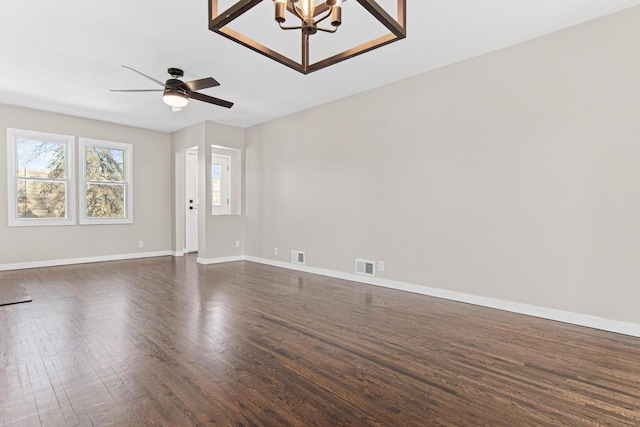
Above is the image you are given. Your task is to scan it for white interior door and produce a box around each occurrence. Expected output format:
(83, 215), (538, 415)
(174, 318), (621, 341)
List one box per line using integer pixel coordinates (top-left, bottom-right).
(185, 151), (198, 252)
(212, 154), (231, 215)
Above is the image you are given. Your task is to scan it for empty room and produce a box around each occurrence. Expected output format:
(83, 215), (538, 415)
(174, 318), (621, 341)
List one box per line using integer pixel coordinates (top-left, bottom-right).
(2, 1), (640, 425)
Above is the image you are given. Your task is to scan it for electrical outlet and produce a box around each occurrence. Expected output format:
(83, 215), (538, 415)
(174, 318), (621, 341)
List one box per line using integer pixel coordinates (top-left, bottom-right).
(378, 261), (385, 272)
(274, 247), (278, 256)
(138, 240), (144, 248)
(235, 240), (240, 248)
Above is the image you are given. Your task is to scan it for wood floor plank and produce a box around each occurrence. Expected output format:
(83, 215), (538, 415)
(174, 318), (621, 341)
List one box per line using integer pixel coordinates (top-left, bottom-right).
(1, 255), (640, 426)
(0, 280), (31, 307)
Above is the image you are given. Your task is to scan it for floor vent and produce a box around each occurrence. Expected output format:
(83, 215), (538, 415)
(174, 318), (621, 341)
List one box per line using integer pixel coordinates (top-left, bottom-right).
(291, 250), (305, 265)
(355, 259), (375, 277)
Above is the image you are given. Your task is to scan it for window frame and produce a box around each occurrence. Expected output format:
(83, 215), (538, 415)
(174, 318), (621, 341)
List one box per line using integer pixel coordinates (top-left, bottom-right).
(6, 128), (76, 227)
(78, 138), (133, 225)
(211, 145), (242, 216)
(211, 153), (231, 215)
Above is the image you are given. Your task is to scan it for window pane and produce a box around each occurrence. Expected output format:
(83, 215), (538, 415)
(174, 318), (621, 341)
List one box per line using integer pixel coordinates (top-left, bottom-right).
(86, 147), (125, 182)
(17, 179), (66, 218)
(79, 138), (132, 224)
(212, 163), (221, 207)
(86, 183), (125, 218)
(17, 139), (65, 178)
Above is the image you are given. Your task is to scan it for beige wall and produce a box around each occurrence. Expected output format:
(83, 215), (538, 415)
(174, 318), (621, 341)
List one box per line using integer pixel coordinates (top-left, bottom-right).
(0, 103), (172, 265)
(245, 7), (640, 325)
(203, 121), (245, 260)
(170, 121), (246, 260)
(171, 122), (205, 254)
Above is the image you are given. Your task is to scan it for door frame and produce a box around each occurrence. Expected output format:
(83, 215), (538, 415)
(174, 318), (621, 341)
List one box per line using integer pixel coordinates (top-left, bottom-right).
(174, 146), (198, 255)
(185, 150), (198, 252)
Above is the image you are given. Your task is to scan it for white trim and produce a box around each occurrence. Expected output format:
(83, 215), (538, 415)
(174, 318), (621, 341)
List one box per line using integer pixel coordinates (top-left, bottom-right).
(6, 128), (76, 226)
(4, 250), (637, 338)
(244, 256), (640, 338)
(78, 138), (133, 224)
(172, 250), (185, 257)
(197, 255), (246, 265)
(0, 251), (172, 271)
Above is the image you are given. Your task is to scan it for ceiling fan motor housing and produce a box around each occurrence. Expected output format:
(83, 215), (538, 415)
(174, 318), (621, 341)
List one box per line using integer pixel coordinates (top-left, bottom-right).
(165, 78), (185, 92)
(167, 68), (184, 78)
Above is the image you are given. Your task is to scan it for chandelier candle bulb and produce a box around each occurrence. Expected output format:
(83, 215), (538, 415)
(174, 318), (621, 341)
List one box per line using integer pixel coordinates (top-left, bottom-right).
(331, 4), (342, 27)
(301, 0), (316, 20)
(274, 0), (286, 23)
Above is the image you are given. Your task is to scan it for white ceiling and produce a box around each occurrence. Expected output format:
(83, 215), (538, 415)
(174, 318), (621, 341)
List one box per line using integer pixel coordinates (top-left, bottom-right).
(1, 0), (639, 133)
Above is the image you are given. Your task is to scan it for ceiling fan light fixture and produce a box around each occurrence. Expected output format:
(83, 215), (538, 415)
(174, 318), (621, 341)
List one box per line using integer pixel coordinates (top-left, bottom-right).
(208, 0), (406, 74)
(163, 89), (189, 108)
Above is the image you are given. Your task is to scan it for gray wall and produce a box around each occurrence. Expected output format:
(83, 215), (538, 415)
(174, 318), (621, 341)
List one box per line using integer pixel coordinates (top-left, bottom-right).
(170, 121), (245, 260)
(0, 103), (172, 264)
(203, 121), (245, 260)
(244, 7), (640, 325)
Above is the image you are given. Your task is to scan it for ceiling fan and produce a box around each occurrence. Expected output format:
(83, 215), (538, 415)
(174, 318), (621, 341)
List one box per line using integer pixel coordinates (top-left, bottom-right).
(111, 66), (234, 111)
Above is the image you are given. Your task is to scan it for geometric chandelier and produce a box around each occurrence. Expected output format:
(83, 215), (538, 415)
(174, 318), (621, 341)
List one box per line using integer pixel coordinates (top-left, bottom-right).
(208, 0), (406, 74)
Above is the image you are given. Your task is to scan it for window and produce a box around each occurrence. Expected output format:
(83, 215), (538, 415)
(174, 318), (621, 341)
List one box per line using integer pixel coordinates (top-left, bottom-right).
(212, 154), (231, 215)
(211, 145), (242, 216)
(79, 138), (132, 224)
(6, 128), (75, 226)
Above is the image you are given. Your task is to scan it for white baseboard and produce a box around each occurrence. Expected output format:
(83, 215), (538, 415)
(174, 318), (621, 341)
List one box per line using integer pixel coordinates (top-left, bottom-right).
(0, 250), (173, 271)
(5, 251), (638, 338)
(197, 255), (246, 265)
(244, 256), (640, 338)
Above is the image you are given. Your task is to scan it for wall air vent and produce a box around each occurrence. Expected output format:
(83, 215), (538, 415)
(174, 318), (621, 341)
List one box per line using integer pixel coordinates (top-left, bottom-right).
(355, 259), (375, 277)
(291, 250), (305, 265)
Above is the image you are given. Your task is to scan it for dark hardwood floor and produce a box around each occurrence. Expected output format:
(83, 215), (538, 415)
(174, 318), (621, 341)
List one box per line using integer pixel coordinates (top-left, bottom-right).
(1, 255), (639, 426)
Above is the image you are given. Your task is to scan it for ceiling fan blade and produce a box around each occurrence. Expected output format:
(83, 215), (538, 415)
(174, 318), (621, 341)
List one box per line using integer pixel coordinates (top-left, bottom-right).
(121, 65), (165, 87)
(110, 89), (164, 92)
(183, 77), (220, 92)
(189, 91), (234, 109)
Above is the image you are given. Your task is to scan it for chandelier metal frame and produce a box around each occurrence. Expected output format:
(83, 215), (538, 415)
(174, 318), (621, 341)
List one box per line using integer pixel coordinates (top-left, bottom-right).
(208, 0), (406, 74)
